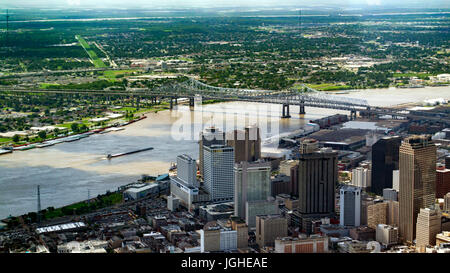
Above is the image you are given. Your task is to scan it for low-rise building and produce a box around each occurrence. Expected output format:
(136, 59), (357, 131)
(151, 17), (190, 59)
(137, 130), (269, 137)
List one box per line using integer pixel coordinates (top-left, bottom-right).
(274, 235), (329, 253)
(255, 214), (288, 248)
(199, 221), (237, 253)
(57, 240), (108, 253)
(436, 231), (450, 246)
(376, 224), (398, 247)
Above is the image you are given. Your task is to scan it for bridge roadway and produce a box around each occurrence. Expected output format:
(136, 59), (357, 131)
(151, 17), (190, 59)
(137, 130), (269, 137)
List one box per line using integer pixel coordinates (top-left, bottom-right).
(0, 78), (448, 123)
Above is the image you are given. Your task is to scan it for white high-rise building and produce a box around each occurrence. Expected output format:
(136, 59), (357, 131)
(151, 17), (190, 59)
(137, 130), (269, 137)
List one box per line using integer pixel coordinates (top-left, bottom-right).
(351, 167), (371, 189)
(392, 170), (400, 192)
(340, 186), (361, 227)
(416, 207), (441, 249)
(176, 154), (198, 187)
(203, 145), (235, 201)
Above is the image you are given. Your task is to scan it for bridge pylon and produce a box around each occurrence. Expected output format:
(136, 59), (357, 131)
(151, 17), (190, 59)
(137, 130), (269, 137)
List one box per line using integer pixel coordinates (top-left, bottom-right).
(189, 97), (195, 111)
(299, 102), (305, 115)
(282, 104), (291, 118)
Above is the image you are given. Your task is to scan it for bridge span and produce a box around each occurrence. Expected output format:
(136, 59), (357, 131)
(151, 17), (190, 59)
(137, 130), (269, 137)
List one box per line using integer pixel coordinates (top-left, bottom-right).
(0, 78), (448, 123)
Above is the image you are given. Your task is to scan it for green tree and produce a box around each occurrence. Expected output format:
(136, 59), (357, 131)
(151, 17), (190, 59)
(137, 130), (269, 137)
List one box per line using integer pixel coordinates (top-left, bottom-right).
(80, 124), (88, 132)
(12, 134), (20, 143)
(71, 123), (79, 133)
(38, 130), (47, 140)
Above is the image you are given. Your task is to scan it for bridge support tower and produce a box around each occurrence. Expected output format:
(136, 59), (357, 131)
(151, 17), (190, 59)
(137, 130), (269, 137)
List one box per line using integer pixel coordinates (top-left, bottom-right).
(299, 102), (305, 115)
(282, 104), (291, 118)
(189, 97), (195, 111)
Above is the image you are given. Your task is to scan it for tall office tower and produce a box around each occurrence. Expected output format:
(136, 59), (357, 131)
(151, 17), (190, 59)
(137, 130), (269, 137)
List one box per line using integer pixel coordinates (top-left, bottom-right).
(203, 145), (235, 201)
(199, 126), (226, 177)
(298, 147), (338, 218)
(436, 169), (450, 198)
(371, 136), (401, 195)
(299, 138), (319, 154)
(351, 167), (371, 189)
(226, 125), (261, 163)
(340, 186), (361, 227)
(416, 207), (441, 249)
(176, 154), (198, 187)
(399, 135), (437, 244)
(234, 161), (272, 220)
(445, 193), (450, 212)
(256, 214), (288, 248)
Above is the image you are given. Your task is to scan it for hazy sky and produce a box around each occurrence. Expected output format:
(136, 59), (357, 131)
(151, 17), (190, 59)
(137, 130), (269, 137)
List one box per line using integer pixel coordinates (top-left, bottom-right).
(4, 0), (449, 9)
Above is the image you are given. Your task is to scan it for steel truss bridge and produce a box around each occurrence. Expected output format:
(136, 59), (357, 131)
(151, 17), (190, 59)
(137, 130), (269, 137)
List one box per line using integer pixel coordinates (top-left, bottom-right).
(0, 78), (448, 123)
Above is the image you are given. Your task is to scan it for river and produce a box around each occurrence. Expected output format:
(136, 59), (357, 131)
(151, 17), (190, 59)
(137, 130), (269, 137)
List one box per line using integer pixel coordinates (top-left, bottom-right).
(0, 86), (449, 219)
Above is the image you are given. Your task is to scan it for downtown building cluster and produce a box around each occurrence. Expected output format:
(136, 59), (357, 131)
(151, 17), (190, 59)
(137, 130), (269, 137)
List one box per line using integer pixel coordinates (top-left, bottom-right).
(2, 125), (450, 254)
(166, 126), (450, 253)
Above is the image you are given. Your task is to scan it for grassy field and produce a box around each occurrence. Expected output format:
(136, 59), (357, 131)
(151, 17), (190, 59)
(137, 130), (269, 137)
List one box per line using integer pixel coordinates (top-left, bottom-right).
(0, 137), (11, 143)
(102, 70), (137, 78)
(43, 192), (123, 220)
(39, 83), (60, 89)
(76, 35), (107, 68)
(306, 83), (352, 91)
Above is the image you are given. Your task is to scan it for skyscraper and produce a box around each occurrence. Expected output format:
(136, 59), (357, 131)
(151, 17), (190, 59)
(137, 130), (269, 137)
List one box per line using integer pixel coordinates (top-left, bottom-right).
(176, 154), (198, 187)
(351, 167), (371, 189)
(340, 186), (361, 227)
(203, 144), (235, 201)
(234, 161), (272, 220)
(226, 125), (261, 163)
(170, 154), (203, 211)
(199, 126), (226, 177)
(399, 135), (437, 244)
(436, 169), (450, 199)
(298, 147), (338, 217)
(371, 136), (401, 195)
(416, 207), (441, 250)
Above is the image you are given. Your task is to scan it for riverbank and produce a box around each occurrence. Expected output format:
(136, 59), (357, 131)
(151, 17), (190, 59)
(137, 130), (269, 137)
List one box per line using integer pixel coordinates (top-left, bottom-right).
(0, 87), (449, 219)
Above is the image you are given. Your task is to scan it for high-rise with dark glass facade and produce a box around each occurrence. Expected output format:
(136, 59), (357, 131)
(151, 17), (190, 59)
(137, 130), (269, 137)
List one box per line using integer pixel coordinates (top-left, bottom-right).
(297, 147), (338, 217)
(371, 136), (402, 195)
(399, 135), (436, 244)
